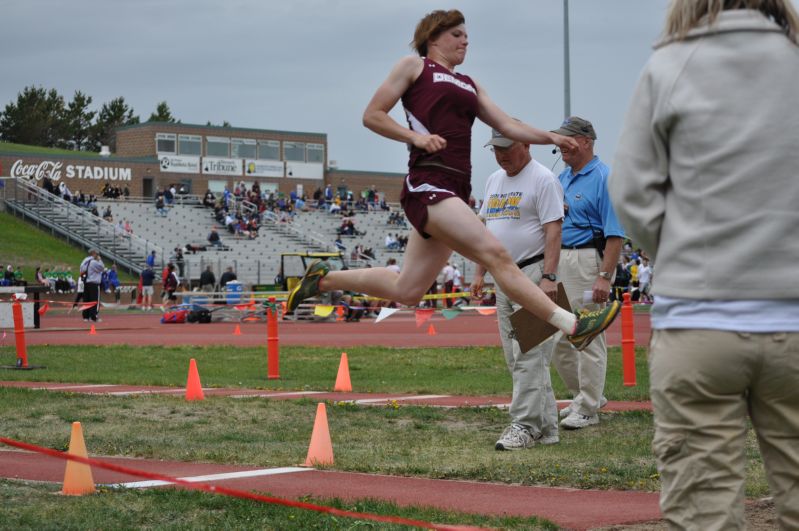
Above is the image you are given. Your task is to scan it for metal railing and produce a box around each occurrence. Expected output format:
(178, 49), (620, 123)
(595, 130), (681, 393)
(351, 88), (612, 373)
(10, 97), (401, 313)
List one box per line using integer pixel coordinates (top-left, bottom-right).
(2, 178), (163, 275)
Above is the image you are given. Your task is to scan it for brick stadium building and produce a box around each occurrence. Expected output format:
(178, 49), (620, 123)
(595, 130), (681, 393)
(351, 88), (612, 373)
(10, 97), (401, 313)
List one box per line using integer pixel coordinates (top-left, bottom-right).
(0, 122), (405, 201)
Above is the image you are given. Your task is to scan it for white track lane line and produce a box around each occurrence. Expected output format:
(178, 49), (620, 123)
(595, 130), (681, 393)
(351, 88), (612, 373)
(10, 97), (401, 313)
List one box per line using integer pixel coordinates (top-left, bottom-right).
(33, 384), (119, 390)
(351, 394), (448, 404)
(107, 466), (312, 489)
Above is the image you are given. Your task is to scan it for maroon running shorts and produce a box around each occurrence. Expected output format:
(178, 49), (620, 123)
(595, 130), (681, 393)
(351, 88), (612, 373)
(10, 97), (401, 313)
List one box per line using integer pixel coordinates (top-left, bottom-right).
(399, 168), (471, 238)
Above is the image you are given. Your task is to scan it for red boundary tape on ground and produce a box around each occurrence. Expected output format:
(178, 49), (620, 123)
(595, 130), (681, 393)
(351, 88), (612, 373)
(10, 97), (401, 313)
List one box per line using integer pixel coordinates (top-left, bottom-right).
(0, 436), (487, 531)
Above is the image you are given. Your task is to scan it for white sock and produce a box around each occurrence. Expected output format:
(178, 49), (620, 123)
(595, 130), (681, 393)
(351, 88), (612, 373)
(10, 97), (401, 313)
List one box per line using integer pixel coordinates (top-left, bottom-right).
(549, 308), (577, 335)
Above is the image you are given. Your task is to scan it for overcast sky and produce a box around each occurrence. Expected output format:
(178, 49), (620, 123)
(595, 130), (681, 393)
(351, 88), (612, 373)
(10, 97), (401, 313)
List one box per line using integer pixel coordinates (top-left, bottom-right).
(3, 0), (680, 197)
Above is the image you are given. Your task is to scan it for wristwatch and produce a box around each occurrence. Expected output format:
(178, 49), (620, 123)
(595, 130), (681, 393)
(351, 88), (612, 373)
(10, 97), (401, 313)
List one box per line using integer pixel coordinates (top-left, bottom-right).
(542, 273), (558, 282)
(598, 271), (611, 280)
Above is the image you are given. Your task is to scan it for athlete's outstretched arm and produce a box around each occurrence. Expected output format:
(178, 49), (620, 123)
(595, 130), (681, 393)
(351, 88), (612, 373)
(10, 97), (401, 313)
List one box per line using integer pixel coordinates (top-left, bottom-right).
(474, 79), (578, 152)
(363, 56), (447, 154)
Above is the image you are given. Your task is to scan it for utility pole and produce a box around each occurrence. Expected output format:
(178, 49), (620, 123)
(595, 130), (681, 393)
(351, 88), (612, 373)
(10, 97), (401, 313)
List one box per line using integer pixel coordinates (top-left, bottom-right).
(563, 0), (571, 119)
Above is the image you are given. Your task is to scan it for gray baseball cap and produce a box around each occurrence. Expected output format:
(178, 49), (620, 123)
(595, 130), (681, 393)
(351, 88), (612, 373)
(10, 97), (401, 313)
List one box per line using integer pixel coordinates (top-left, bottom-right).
(484, 128), (515, 149)
(551, 116), (597, 140)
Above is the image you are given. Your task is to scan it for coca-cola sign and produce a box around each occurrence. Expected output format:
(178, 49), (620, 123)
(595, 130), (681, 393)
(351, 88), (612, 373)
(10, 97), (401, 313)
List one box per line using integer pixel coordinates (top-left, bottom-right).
(11, 160), (64, 181)
(9, 159), (132, 181)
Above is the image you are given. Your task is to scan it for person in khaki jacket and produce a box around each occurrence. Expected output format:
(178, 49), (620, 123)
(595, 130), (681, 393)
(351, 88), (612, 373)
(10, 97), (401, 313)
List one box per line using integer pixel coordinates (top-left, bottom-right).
(609, 1), (799, 529)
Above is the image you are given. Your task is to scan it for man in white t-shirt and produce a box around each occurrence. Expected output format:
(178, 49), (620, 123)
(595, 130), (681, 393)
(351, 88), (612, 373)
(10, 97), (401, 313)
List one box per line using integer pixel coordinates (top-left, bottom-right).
(472, 127), (565, 451)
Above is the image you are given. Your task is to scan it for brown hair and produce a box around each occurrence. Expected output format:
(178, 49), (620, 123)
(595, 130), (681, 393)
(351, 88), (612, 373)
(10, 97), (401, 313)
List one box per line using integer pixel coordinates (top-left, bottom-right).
(411, 9), (465, 56)
(664, 0), (799, 43)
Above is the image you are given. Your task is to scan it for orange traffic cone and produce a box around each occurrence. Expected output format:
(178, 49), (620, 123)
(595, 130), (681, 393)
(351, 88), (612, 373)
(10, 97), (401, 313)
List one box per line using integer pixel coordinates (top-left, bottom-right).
(89, 324), (97, 335)
(427, 324), (437, 336)
(304, 403), (334, 467)
(233, 324), (242, 335)
(61, 422), (96, 496)
(185, 358), (205, 401)
(335, 305), (345, 322)
(334, 352), (352, 392)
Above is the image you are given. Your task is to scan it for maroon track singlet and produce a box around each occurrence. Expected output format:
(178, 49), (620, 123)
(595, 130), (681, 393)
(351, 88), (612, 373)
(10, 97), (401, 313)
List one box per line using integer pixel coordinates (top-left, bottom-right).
(400, 58), (478, 237)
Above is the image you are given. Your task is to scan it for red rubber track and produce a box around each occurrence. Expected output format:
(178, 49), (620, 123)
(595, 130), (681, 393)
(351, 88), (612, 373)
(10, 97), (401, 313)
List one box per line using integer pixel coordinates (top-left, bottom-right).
(8, 311), (652, 348)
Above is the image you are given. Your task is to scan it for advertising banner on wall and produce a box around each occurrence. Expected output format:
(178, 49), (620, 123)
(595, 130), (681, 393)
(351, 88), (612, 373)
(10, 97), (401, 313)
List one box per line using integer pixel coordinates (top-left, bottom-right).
(202, 157), (242, 176)
(159, 155), (200, 174)
(244, 159), (284, 178)
(9, 159), (133, 182)
(285, 162), (324, 180)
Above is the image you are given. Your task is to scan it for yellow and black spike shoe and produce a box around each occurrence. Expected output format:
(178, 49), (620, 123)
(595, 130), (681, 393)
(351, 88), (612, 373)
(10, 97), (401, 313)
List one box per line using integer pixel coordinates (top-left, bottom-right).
(567, 300), (621, 351)
(286, 260), (330, 313)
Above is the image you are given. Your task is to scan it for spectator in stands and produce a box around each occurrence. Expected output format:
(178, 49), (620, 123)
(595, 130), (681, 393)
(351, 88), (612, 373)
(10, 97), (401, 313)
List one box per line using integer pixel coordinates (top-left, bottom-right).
(224, 212), (237, 233)
(385, 233), (399, 250)
(124, 219), (133, 235)
(380, 198), (390, 211)
(165, 185), (175, 206)
(203, 190), (216, 208)
(386, 258), (400, 274)
(34, 266), (48, 288)
(155, 194), (168, 217)
(146, 250), (156, 268)
(2, 265), (14, 286)
(208, 228), (222, 248)
(58, 181), (72, 202)
(200, 266), (216, 293)
(42, 176), (55, 195)
(335, 236), (346, 252)
(172, 248), (185, 279)
(329, 196), (342, 214)
(140, 265), (155, 311)
(14, 266), (26, 287)
(219, 266), (237, 288)
(123, 186), (130, 200)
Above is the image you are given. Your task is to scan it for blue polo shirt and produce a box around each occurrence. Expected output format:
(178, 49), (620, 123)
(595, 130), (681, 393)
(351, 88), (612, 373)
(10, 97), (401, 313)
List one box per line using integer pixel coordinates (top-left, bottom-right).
(558, 156), (625, 246)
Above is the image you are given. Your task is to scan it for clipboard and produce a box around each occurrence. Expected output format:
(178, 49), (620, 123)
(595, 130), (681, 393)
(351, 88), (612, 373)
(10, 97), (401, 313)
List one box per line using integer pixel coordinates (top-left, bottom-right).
(509, 282), (572, 352)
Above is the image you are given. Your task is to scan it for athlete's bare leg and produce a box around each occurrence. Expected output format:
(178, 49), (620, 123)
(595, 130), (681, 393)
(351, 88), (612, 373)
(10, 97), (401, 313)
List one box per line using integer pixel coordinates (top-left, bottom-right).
(319, 226), (452, 306)
(423, 197), (562, 323)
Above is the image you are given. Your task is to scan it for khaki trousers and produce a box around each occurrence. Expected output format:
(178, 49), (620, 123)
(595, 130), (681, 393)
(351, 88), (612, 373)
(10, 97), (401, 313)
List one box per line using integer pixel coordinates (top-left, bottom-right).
(552, 248), (607, 416)
(650, 329), (799, 531)
(496, 262), (559, 438)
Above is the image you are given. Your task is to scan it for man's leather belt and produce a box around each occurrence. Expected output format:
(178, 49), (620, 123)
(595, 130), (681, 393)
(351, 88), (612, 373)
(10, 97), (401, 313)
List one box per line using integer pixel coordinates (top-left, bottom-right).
(561, 242), (596, 250)
(516, 253), (545, 269)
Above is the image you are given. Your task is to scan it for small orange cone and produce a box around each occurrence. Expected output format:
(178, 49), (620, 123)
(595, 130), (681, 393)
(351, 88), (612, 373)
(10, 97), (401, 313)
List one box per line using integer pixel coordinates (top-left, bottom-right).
(335, 305), (345, 322)
(427, 324), (437, 336)
(334, 352), (352, 392)
(185, 358), (205, 401)
(89, 324), (97, 335)
(233, 324), (242, 335)
(304, 403), (334, 467)
(61, 422), (96, 496)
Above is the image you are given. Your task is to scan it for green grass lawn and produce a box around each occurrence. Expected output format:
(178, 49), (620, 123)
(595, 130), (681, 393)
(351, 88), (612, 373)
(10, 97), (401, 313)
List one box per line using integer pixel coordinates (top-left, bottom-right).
(0, 344), (652, 401)
(0, 141), (104, 157)
(0, 211), (136, 282)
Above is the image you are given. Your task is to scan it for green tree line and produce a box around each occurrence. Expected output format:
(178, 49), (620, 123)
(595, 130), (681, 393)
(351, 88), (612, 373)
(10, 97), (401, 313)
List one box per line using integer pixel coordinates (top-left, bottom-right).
(0, 86), (178, 153)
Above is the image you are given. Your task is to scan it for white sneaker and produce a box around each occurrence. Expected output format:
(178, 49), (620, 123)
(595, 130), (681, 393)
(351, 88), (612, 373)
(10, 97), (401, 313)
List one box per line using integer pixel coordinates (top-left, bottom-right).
(495, 424), (535, 451)
(560, 411), (599, 430)
(559, 396), (609, 418)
